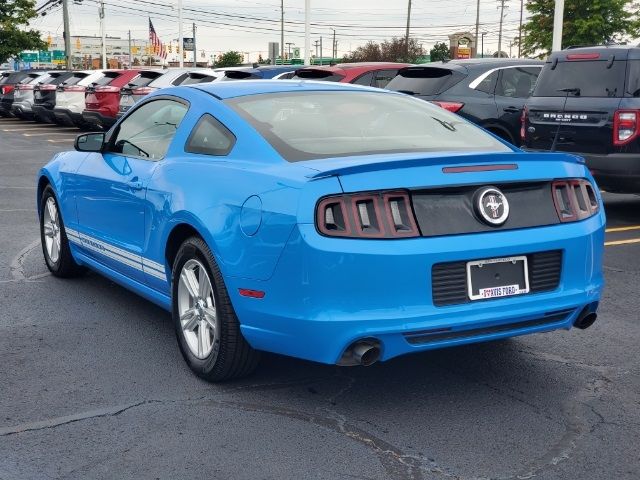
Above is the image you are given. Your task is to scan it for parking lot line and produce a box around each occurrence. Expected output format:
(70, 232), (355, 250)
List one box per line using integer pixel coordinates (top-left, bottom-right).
(47, 139), (75, 143)
(605, 238), (640, 246)
(605, 225), (640, 233)
(23, 132), (80, 137)
(3, 127), (77, 132)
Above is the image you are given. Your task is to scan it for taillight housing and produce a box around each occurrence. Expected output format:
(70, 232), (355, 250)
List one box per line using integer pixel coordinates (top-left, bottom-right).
(64, 85), (86, 92)
(316, 190), (420, 238)
(520, 105), (528, 141)
(430, 101), (464, 113)
(95, 85), (120, 93)
(613, 110), (639, 146)
(132, 86), (154, 95)
(16, 84), (34, 91)
(40, 84), (57, 91)
(1, 85), (14, 95)
(551, 179), (599, 222)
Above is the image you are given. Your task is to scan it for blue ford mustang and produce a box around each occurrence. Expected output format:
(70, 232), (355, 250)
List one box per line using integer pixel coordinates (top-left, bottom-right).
(37, 80), (605, 381)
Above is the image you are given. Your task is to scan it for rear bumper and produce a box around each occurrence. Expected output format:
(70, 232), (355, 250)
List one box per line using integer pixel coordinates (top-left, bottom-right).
(32, 105), (56, 123)
(53, 107), (82, 126)
(228, 213), (606, 365)
(524, 149), (640, 193)
(11, 101), (34, 117)
(82, 110), (116, 129)
(0, 100), (14, 116)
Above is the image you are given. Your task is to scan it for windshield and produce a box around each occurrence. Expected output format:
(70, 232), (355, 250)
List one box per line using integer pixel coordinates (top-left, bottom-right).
(534, 60), (626, 97)
(225, 91), (511, 162)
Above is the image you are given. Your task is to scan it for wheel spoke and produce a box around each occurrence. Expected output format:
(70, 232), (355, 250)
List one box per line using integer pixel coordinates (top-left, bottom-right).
(181, 308), (199, 331)
(197, 322), (206, 357)
(203, 307), (217, 330)
(46, 199), (57, 224)
(43, 223), (54, 237)
(180, 268), (200, 299)
(50, 234), (59, 260)
(199, 272), (212, 300)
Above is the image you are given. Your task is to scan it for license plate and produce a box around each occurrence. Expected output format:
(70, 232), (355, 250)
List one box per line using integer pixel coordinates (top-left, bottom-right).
(120, 95), (134, 110)
(466, 256), (529, 301)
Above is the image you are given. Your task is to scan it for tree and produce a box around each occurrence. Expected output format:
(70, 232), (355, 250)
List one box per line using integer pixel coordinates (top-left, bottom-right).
(521, 0), (640, 57)
(0, 0), (46, 64)
(216, 51), (243, 67)
(342, 37), (422, 63)
(430, 42), (450, 62)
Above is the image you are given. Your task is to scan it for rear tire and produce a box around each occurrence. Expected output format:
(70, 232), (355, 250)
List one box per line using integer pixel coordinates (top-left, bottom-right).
(39, 185), (85, 277)
(172, 236), (260, 382)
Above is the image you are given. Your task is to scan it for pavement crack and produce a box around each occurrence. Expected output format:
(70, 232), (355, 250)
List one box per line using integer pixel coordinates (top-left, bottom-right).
(0, 400), (159, 437)
(9, 239), (44, 281)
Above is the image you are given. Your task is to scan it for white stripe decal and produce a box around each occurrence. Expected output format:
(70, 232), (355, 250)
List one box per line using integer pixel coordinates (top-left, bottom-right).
(66, 227), (166, 281)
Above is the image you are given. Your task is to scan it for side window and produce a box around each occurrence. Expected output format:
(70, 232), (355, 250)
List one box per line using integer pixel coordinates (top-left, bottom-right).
(352, 71), (374, 86)
(497, 67), (540, 98)
(108, 99), (188, 160)
(474, 71), (498, 94)
(185, 114), (236, 156)
(372, 69), (398, 88)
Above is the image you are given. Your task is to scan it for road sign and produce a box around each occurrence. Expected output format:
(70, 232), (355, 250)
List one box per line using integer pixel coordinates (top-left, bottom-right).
(19, 52), (38, 62)
(293, 47), (301, 58)
(39, 51), (52, 62)
(183, 38), (194, 51)
(52, 50), (65, 60)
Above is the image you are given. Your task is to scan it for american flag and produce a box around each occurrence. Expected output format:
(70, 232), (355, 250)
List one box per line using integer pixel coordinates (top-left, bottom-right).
(149, 18), (167, 59)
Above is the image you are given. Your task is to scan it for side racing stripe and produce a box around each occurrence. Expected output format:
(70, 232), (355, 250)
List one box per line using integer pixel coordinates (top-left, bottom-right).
(66, 227), (166, 281)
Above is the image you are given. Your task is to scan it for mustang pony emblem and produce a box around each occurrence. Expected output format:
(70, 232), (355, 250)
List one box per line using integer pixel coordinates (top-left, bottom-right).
(476, 187), (510, 226)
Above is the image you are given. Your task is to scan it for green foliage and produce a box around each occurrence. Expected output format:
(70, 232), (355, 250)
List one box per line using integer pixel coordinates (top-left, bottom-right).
(0, 0), (46, 64)
(429, 42), (451, 62)
(522, 0), (640, 57)
(342, 37), (424, 63)
(216, 51), (244, 67)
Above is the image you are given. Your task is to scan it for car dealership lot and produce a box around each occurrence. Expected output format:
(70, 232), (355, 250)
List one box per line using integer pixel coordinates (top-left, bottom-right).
(1, 117), (639, 479)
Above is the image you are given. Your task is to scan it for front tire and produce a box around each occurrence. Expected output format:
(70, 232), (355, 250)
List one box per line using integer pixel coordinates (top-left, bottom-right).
(39, 185), (85, 277)
(172, 236), (260, 382)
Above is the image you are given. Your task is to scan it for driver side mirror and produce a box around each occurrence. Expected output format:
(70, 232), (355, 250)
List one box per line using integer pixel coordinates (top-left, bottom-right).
(74, 132), (105, 152)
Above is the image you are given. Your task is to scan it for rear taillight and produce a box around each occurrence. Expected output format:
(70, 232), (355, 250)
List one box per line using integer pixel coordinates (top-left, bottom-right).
(613, 110), (639, 146)
(95, 85), (120, 93)
(132, 86), (154, 95)
(1, 85), (14, 95)
(551, 179), (599, 222)
(520, 105), (528, 141)
(431, 101), (464, 113)
(64, 85), (86, 92)
(316, 190), (419, 238)
(40, 84), (57, 91)
(17, 84), (34, 91)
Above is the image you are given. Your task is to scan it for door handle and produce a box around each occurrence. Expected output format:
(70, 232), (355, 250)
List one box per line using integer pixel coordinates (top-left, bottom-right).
(504, 106), (521, 114)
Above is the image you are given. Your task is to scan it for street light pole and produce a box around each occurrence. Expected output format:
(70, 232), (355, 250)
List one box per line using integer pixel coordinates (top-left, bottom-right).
(192, 23), (196, 67)
(280, 0), (284, 64)
(518, 0), (524, 57)
(497, 0), (508, 58)
(178, 0), (183, 67)
(474, 0), (480, 58)
(552, 0), (564, 51)
(304, 0), (310, 66)
(99, 0), (106, 68)
(481, 32), (486, 58)
(404, 0), (412, 61)
(62, 0), (71, 69)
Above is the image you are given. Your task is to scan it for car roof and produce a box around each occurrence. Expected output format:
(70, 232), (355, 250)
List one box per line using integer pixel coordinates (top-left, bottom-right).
(548, 45), (640, 62)
(191, 79), (387, 99)
(295, 62), (410, 74)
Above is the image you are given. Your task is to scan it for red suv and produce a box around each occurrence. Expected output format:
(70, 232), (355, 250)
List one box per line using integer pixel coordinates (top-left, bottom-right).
(291, 62), (410, 87)
(81, 69), (141, 129)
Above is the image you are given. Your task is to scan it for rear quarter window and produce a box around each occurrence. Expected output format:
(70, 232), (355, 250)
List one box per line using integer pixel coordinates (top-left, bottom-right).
(627, 60), (640, 97)
(386, 67), (466, 96)
(533, 60), (626, 97)
(185, 114), (235, 156)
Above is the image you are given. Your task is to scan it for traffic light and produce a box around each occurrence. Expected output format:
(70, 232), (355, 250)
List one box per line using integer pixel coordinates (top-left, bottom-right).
(168, 44), (172, 53)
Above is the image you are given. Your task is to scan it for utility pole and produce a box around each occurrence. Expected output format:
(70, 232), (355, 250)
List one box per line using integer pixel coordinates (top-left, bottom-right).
(497, 0), (509, 58)
(313, 40), (319, 62)
(128, 30), (132, 67)
(304, 0), (310, 66)
(481, 32), (487, 58)
(320, 36), (323, 65)
(331, 28), (336, 59)
(178, 0), (184, 67)
(62, 0), (71, 69)
(518, 0), (524, 57)
(552, 0), (564, 51)
(509, 40), (513, 58)
(474, 0), (480, 58)
(405, 0), (412, 61)
(280, 0), (284, 64)
(192, 23), (196, 67)
(99, 0), (106, 68)
(286, 42), (293, 59)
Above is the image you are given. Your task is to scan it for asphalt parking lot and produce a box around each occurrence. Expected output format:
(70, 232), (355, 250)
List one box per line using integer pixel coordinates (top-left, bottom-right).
(1, 116), (639, 480)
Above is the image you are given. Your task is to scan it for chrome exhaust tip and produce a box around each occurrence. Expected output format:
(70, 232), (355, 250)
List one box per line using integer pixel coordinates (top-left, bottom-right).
(337, 339), (381, 366)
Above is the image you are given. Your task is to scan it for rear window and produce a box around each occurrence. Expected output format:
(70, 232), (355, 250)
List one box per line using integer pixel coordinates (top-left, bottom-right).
(627, 60), (640, 97)
(129, 71), (163, 87)
(177, 73), (216, 85)
(226, 91), (510, 162)
(44, 72), (73, 85)
(64, 73), (89, 86)
(386, 67), (465, 96)
(220, 71), (259, 80)
(533, 60), (626, 97)
(291, 69), (345, 82)
(93, 72), (120, 86)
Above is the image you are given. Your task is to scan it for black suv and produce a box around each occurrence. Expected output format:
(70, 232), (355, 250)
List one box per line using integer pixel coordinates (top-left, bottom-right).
(386, 59), (543, 145)
(523, 46), (640, 193)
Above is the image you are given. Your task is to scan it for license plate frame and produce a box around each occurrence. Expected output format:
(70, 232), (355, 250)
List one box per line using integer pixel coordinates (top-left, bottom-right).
(466, 255), (529, 301)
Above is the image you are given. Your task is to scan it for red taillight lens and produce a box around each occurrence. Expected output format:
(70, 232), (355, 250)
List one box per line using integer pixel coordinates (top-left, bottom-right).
(431, 101), (464, 113)
(1, 85), (14, 95)
(64, 85), (86, 92)
(40, 84), (57, 91)
(520, 105), (528, 141)
(17, 84), (34, 91)
(613, 110), (639, 146)
(566, 53), (600, 61)
(132, 86), (154, 95)
(552, 179), (599, 223)
(316, 190), (420, 238)
(95, 85), (120, 93)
